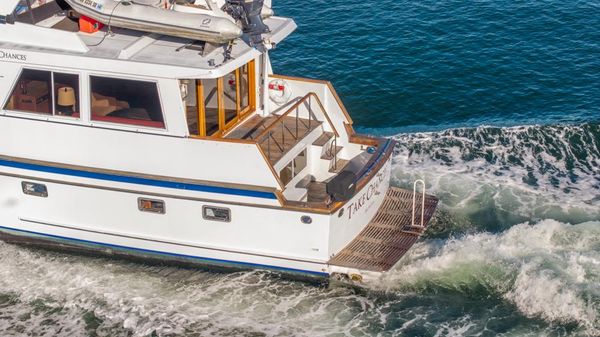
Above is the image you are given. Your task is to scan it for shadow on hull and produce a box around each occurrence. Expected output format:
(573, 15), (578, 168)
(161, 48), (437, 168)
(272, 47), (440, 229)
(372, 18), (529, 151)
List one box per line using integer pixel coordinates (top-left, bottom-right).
(0, 229), (328, 286)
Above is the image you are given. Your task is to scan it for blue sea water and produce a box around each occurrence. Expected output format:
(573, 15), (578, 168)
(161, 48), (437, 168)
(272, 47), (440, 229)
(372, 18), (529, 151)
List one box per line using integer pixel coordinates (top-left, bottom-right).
(0, 1), (598, 337)
(272, 0), (600, 132)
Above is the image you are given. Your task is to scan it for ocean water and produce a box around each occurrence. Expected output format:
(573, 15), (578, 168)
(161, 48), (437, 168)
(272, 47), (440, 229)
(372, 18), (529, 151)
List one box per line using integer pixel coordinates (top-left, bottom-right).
(1, 1), (599, 336)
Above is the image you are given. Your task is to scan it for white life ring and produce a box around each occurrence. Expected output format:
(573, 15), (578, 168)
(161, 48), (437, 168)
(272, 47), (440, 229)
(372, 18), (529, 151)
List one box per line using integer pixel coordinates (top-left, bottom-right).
(224, 73), (237, 95)
(268, 79), (292, 105)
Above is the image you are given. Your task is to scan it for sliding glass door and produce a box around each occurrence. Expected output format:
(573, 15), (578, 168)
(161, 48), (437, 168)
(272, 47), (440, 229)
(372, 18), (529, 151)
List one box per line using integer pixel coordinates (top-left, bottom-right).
(184, 60), (256, 137)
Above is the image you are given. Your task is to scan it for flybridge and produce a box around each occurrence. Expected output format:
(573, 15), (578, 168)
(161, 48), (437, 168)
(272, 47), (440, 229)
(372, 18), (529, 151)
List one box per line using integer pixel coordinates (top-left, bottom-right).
(0, 0), (295, 73)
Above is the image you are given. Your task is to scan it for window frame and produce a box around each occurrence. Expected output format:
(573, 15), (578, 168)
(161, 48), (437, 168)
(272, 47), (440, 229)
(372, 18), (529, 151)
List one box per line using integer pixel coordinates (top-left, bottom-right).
(88, 73), (168, 130)
(2, 66), (83, 121)
(138, 197), (166, 214)
(202, 205), (232, 223)
(279, 149), (308, 186)
(0, 67), (171, 136)
(223, 60), (256, 130)
(185, 59), (256, 138)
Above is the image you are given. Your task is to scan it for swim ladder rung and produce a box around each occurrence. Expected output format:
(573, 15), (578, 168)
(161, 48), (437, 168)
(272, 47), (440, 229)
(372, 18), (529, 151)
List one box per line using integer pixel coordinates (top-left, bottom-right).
(411, 179), (426, 228)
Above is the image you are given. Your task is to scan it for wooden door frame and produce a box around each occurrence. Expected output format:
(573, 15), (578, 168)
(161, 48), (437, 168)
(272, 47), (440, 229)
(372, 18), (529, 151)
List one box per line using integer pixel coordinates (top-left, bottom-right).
(196, 79), (206, 136)
(196, 60), (257, 138)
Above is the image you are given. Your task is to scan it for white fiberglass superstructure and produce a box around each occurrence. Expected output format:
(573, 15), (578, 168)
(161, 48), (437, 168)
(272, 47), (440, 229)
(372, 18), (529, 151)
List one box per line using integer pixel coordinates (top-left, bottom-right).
(0, 0), (437, 282)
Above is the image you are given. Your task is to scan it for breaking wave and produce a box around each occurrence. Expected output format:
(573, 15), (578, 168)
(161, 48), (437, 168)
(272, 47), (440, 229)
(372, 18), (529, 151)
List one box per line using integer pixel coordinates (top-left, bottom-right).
(0, 219), (598, 336)
(388, 123), (600, 234)
(381, 219), (600, 336)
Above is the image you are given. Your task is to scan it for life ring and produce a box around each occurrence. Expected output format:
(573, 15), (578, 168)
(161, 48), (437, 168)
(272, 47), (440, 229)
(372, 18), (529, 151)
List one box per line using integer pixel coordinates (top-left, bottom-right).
(224, 73), (237, 95)
(268, 79), (292, 105)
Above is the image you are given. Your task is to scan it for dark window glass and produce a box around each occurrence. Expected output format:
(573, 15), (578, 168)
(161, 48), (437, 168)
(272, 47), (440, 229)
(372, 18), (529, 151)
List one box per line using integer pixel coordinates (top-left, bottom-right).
(90, 76), (164, 128)
(22, 181), (48, 197)
(54, 73), (80, 116)
(203, 206), (231, 222)
(138, 198), (166, 214)
(4, 69), (80, 118)
(5, 69), (52, 115)
(223, 70), (237, 125)
(202, 78), (219, 135)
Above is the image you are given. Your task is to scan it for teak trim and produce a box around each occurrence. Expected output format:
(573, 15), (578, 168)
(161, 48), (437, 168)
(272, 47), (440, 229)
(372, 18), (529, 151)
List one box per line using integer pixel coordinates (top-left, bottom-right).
(255, 143), (285, 191)
(191, 60), (257, 139)
(196, 79), (206, 136)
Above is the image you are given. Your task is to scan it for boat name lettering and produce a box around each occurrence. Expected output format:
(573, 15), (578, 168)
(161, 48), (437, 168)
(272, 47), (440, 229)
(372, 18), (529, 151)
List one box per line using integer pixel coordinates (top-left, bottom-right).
(346, 169), (386, 220)
(77, 0), (103, 10)
(0, 51), (27, 62)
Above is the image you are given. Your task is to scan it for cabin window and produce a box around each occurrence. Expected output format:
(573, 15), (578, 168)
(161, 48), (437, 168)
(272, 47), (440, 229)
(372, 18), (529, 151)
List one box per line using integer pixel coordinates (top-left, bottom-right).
(183, 60), (255, 137)
(203, 78), (221, 135)
(21, 181), (48, 198)
(138, 198), (166, 214)
(4, 68), (80, 118)
(203, 206), (231, 222)
(90, 76), (165, 128)
(280, 150), (308, 186)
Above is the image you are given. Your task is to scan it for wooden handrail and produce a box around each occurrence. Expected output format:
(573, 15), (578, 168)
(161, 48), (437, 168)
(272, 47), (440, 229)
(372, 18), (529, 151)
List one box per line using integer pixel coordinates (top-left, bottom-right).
(309, 92), (340, 137)
(254, 92), (338, 141)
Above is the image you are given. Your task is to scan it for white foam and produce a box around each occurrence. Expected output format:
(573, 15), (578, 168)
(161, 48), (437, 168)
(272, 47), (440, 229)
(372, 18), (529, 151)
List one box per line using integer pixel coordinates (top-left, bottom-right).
(391, 124), (600, 224)
(380, 219), (600, 335)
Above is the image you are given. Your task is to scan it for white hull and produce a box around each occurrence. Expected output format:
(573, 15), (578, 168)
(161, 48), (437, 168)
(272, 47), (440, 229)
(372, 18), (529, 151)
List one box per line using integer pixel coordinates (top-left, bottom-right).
(0, 156), (392, 279)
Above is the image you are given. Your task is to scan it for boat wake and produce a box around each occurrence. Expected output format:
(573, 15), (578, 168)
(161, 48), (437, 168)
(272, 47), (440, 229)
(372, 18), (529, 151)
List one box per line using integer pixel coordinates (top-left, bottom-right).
(388, 123), (600, 234)
(380, 219), (600, 336)
(0, 219), (597, 336)
(0, 123), (597, 336)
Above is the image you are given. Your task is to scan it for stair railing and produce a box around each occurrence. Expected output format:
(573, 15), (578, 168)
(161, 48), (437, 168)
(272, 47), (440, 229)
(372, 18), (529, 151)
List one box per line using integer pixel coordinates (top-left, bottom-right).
(255, 92), (339, 163)
(412, 179), (426, 228)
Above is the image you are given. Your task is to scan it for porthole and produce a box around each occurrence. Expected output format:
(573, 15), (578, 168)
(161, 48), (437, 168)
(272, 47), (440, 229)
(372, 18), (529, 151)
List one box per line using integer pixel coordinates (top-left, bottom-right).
(203, 206), (231, 222)
(301, 216), (312, 224)
(138, 198), (166, 214)
(21, 181), (48, 197)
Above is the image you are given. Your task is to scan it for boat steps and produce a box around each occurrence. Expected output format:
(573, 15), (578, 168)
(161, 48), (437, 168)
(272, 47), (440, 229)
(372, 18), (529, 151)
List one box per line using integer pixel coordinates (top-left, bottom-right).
(329, 159), (349, 173)
(313, 131), (334, 146)
(328, 187), (438, 272)
(321, 145), (342, 160)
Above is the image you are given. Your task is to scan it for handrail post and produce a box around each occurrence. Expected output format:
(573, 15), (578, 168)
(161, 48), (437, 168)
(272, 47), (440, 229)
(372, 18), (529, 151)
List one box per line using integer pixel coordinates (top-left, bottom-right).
(308, 95), (312, 129)
(281, 122), (284, 150)
(295, 106), (299, 139)
(267, 134), (271, 161)
(333, 137), (338, 170)
(412, 179), (426, 228)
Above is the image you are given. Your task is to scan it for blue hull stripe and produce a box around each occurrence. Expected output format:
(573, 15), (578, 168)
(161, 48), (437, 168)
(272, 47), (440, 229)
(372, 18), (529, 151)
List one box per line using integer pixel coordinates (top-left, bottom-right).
(0, 158), (277, 200)
(0, 225), (329, 277)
